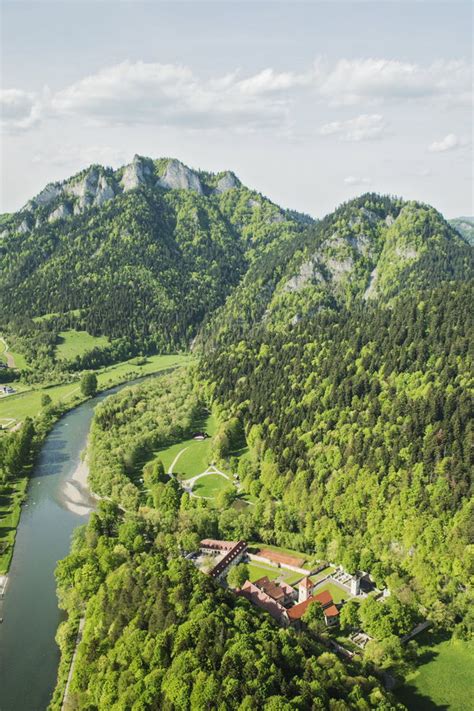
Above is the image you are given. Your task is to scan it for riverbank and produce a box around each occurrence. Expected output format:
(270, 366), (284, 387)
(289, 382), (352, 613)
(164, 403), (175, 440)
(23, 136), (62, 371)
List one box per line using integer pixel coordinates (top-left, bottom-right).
(0, 354), (192, 578)
(0, 366), (190, 711)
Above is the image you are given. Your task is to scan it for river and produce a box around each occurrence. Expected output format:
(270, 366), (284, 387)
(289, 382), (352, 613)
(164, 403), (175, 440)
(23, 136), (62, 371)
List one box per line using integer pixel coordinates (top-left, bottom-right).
(0, 382), (136, 711)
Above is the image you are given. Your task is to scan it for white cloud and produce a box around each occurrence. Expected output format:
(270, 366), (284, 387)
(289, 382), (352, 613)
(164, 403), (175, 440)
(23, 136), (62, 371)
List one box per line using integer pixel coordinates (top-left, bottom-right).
(320, 114), (386, 141)
(236, 67), (312, 95)
(344, 176), (371, 186)
(1, 57), (471, 135)
(0, 89), (43, 131)
(317, 58), (471, 106)
(428, 133), (460, 153)
(50, 60), (289, 132)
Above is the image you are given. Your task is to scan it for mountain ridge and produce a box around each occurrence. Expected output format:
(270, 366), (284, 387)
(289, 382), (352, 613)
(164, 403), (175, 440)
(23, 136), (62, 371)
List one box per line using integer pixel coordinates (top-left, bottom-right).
(0, 158), (472, 370)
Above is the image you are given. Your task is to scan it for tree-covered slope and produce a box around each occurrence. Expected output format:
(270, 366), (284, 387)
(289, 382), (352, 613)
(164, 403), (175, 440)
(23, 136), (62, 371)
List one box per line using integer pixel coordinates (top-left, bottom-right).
(52, 504), (399, 711)
(0, 157), (305, 354)
(199, 195), (472, 351)
(199, 281), (474, 623)
(450, 216), (474, 246)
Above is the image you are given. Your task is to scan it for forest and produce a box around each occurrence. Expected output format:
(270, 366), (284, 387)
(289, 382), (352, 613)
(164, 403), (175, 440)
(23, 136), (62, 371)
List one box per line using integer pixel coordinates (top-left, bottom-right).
(200, 282), (473, 629)
(1, 166), (472, 710)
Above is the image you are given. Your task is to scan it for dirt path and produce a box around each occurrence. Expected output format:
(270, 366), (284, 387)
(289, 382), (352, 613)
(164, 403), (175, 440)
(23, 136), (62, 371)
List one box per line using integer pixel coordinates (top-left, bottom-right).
(61, 618), (85, 710)
(0, 338), (16, 369)
(168, 447), (189, 475)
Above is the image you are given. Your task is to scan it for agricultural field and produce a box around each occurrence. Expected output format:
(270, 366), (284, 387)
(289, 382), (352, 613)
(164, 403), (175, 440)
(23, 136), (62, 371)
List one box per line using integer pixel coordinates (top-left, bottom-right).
(397, 633), (474, 711)
(0, 354), (191, 427)
(55, 330), (110, 360)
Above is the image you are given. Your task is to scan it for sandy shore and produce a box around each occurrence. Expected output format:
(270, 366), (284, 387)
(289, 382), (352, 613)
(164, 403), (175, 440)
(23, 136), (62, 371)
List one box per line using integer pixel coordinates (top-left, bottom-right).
(60, 456), (97, 516)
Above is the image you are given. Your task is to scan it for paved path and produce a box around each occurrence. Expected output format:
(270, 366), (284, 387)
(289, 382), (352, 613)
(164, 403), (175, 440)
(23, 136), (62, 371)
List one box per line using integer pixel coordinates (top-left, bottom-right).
(0, 338), (16, 369)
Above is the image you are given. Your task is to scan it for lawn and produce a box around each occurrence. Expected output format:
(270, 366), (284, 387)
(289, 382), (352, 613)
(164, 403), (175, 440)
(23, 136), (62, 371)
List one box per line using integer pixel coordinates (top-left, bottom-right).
(247, 562), (303, 587)
(397, 634), (474, 711)
(0, 354), (192, 425)
(310, 566), (336, 583)
(157, 411), (217, 478)
(312, 581), (348, 604)
(248, 563), (281, 583)
(56, 330), (110, 360)
(192, 473), (233, 498)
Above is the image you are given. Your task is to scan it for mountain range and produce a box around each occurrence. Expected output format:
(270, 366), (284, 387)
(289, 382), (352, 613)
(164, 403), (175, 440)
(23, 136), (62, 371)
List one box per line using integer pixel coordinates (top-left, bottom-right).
(0, 156), (472, 363)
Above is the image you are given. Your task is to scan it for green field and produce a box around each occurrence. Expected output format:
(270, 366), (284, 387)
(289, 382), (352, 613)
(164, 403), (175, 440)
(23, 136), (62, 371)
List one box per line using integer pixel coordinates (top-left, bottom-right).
(312, 581), (348, 603)
(0, 339), (7, 364)
(398, 633), (474, 711)
(0, 354), (191, 426)
(158, 412), (217, 478)
(8, 348), (28, 371)
(247, 562), (303, 587)
(192, 473), (232, 498)
(248, 563), (281, 583)
(56, 330), (111, 360)
(310, 566), (336, 583)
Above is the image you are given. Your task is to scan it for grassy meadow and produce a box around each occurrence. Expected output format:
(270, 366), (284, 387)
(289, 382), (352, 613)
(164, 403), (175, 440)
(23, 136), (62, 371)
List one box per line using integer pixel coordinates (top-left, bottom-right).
(157, 412), (217, 477)
(0, 354), (192, 427)
(55, 330), (111, 360)
(397, 632), (474, 710)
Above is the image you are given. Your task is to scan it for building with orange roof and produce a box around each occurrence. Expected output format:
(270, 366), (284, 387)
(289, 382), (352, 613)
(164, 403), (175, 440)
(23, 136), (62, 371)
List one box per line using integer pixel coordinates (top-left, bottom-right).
(287, 589), (339, 628)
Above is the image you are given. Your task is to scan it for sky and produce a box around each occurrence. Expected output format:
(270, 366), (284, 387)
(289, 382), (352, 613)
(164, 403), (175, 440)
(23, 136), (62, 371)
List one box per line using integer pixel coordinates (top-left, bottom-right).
(1, 0), (472, 219)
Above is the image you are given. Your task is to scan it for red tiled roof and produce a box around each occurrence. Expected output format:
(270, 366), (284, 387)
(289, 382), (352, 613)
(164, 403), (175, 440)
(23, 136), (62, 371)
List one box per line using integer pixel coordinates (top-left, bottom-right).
(324, 605), (339, 618)
(300, 577), (313, 589)
(238, 581), (288, 622)
(254, 576), (286, 602)
(314, 590), (332, 608)
(287, 590), (334, 621)
(209, 540), (247, 578)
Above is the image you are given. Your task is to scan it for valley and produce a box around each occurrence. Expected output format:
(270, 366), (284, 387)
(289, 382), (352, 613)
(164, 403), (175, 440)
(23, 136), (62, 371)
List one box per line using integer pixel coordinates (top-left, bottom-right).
(0, 157), (472, 711)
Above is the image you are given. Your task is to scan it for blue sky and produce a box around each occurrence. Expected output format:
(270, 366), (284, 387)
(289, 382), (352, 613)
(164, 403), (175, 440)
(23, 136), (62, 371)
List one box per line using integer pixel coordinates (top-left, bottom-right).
(1, 1), (472, 217)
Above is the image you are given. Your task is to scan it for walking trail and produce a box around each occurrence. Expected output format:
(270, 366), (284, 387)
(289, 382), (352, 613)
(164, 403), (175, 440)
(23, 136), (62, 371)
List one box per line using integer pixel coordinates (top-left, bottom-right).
(0, 338), (16, 369)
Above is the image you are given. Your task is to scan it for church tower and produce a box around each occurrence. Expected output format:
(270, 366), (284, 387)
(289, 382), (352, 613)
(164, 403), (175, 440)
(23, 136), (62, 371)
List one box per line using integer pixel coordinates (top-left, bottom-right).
(298, 576), (314, 603)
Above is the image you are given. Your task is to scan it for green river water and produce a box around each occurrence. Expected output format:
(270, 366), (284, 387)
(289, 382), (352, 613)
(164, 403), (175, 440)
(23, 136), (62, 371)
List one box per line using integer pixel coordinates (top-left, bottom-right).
(0, 384), (133, 710)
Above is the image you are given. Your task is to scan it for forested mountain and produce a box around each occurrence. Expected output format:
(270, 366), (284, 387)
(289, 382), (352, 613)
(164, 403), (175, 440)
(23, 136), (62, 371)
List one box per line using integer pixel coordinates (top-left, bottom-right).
(0, 157), (305, 355)
(2, 158), (473, 708)
(195, 194), (473, 628)
(198, 195), (472, 350)
(450, 216), (474, 246)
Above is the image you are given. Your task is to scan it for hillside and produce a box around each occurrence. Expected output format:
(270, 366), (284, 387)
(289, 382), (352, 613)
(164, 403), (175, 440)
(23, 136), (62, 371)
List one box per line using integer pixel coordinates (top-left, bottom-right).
(450, 216), (474, 246)
(195, 195), (474, 626)
(199, 194), (473, 350)
(0, 157), (306, 360)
